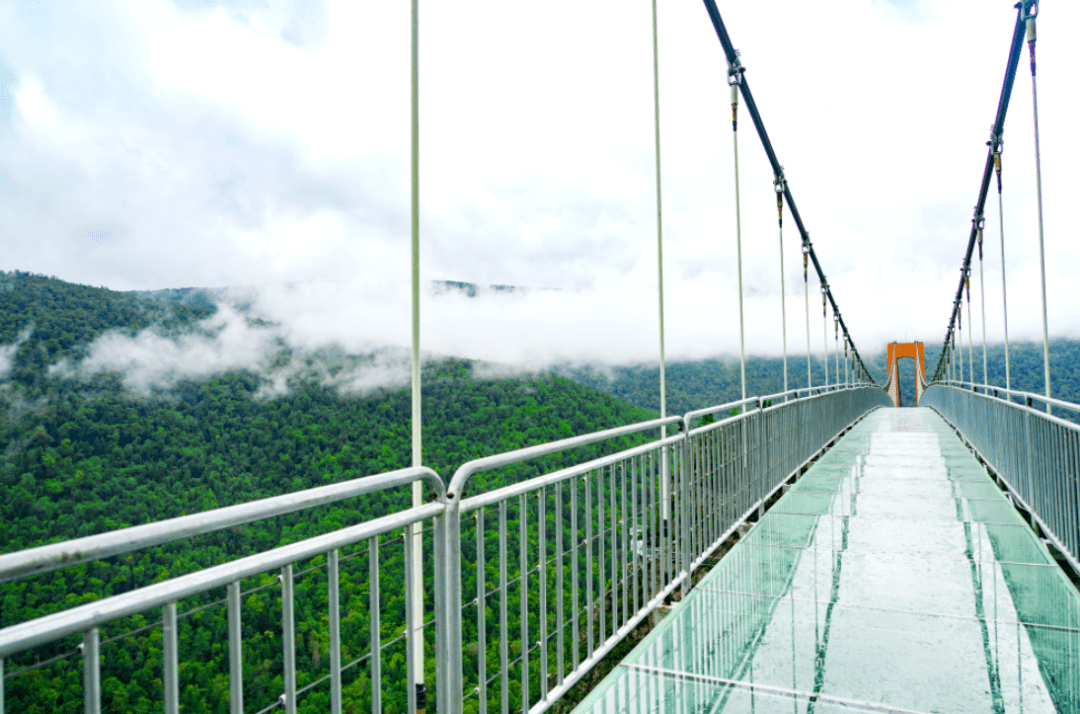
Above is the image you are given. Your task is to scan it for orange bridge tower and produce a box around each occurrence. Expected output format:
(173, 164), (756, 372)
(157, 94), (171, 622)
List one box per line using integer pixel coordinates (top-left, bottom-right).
(886, 342), (927, 407)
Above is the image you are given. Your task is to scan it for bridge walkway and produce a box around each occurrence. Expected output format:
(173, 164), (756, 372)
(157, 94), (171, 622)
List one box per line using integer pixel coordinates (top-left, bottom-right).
(574, 408), (1080, 713)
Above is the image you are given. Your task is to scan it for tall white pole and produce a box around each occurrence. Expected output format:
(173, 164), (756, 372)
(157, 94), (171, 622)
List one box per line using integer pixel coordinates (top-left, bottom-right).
(408, 0), (425, 698)
(651, 0), (669, 523)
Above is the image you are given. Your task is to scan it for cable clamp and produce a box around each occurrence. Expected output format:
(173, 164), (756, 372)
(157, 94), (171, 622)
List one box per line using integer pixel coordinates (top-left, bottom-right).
(773, 167), (786, 193)
(727, 53), (745, 85)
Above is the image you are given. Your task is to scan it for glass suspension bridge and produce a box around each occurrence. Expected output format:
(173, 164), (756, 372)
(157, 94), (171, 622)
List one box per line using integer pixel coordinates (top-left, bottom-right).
(1, 2), (1077, 713)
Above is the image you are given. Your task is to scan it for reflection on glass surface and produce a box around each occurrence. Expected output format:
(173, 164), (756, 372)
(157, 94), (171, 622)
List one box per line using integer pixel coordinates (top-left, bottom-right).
(574, 409), (1080, 714)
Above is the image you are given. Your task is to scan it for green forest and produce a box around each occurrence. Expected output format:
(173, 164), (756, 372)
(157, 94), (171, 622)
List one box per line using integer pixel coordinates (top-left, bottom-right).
(0, 272), (661, 713)
(2, 271), (1078, 713)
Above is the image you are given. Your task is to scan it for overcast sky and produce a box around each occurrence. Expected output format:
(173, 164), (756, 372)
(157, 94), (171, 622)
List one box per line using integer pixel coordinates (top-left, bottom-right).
(1, 0), (1077, 369)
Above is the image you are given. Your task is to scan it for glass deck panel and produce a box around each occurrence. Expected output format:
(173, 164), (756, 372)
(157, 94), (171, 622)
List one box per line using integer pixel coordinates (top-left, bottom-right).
(574, 409), (1080, 714)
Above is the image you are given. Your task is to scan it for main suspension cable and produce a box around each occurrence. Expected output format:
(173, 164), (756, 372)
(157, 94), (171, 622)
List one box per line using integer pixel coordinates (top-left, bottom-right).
(700, 2), (877, 388)
(930, 5), (1026, 386)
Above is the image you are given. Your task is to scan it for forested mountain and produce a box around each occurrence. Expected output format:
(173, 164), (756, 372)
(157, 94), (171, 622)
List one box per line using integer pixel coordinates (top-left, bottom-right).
(3, 272), (1078, 713)
(0, 273), (657, 714)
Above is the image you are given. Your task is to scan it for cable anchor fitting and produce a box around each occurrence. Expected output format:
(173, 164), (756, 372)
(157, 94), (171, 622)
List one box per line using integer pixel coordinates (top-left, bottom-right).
(727, 54), (744, 132)
(1023, 2), (1038, 76)
(773, 169), (786, 226)
(975, 216), (985, 260)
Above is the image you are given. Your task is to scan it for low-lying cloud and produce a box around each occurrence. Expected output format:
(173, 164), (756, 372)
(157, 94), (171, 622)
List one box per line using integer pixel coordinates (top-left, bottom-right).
(41, 251), (1080, 398)
(47, 302), (411, 396)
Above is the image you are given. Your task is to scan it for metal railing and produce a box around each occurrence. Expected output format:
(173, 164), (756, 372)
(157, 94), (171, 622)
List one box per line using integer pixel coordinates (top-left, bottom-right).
(441, 384), (888, 714)
(682, 386), (893, 581)
(923, 382), (1080, 575)
(0, 467), (444, 585)
(0, 386), (888, 714)
(0, 468), (448, 714)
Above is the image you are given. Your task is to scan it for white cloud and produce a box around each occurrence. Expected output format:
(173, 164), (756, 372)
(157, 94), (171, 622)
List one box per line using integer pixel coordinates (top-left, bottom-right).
(0, 0), (1077, 365)
(0, 327), (30, 378)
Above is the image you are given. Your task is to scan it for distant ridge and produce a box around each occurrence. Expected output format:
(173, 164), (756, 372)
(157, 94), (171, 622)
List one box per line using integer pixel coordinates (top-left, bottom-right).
(130, 280), (558, 307)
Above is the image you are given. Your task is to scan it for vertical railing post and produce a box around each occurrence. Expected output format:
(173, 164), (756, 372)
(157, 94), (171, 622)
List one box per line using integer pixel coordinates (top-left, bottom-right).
(537, 492), (548, 702)
(228, 581), (244, 714)
(402, 535), (417, 714)
(370, 537), (382, 713)
(499, 502), (509, 714)
(680, 420), (690, 599)
(281, 565), (296, 714)
(476, 510), (488, 714)
(82, 628), (101, 714)
(757, 399), (766, 518)
(164, 603), (179, 714)
(328, 551), (342, 714)
(434, 510), (451, 714)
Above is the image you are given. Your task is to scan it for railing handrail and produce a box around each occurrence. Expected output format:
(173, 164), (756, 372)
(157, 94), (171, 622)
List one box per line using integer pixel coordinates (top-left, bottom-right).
(0, 465), (444, 585)
(922, 384), (1080, 577)
(459, 431), (686, 513)
(446, 415), (682, 501)
(683, 384), (876, 431)
(932, 379), (1080, 415)
(926, 383), (1080, 434)
(0, 501), (445, 659)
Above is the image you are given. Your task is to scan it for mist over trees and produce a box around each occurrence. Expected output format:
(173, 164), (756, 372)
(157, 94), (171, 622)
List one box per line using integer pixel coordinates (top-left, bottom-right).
(2, 272), (1077, 712)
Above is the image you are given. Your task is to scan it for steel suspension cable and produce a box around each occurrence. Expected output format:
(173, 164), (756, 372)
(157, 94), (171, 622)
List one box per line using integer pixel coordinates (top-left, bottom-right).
(650, 0), (670, 517)
(408, 0), (424, 701)
(978, 219), (988, 385)
(700, 0), (878, 388)
(930, 6), (1025, 384)
(833, 315), (839, 387)
(775, 174), (788, 396)
(1026, 8), (1051, 410)
(843, 340), (847, 386)
(995, 149), (1012, 391)
(803, 241), (812, 388)
(730, 63), (746, 405)
(821, 288), (829, 386)
(956, 299), (963, 385)
(966, 271), (974, 385)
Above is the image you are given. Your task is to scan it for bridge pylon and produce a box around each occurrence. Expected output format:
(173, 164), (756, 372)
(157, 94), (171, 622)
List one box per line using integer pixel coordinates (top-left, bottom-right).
(885, 342), (926, 407)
